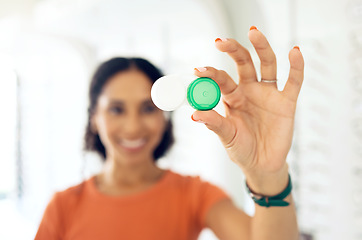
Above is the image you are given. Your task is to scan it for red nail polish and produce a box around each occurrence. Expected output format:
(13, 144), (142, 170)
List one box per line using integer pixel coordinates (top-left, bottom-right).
(192, 115), (205, 123)
(250, 26), (258, 31)
(215, 38), (227, 43)
(191, 115), (204, 123)
(293, 46), (300, 51)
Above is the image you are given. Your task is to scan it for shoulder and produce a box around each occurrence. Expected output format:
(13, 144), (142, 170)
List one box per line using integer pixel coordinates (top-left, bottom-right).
(167, 170), (204, 187)
(56, 180), (87, 197)
(36, 180), (90, 238)
(49, 178), (90, 210)
(166, 171), (231, 228)
(167, 170), (228, 196)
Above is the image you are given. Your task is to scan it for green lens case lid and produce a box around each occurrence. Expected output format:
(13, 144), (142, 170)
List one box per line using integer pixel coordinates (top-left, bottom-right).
(187, 77), (221, 111)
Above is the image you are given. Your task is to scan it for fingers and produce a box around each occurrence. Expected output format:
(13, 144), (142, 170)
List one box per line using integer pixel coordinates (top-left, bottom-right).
(215, 38), (257, 83)
(194, 67), (237, 95)
(213, 29), (304, 102)
(191, 110), (236, 146)
(283, 47), (304, 102)
(248, 27), (277, 88)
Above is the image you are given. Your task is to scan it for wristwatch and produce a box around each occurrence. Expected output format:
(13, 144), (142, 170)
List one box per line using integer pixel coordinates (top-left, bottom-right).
(245, 174), (292, 208)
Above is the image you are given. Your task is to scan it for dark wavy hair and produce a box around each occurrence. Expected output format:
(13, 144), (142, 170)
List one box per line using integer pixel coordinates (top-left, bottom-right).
(83, 57), (174, 161)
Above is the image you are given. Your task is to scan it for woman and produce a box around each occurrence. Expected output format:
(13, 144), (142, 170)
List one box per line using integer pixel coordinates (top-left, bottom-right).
(35, 27), (304, 240)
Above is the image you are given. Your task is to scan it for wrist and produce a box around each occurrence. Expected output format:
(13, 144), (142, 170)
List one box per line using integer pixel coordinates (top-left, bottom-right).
(243, 163), (289, 196)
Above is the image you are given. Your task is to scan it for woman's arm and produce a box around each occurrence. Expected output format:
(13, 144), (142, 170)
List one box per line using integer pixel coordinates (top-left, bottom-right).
(192, 26), (304, 240)
(205, 168), (298, 240)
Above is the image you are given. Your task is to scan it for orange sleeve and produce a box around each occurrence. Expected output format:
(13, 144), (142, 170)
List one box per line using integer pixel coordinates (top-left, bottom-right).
(190, 177), (230, 229)
(34, 193), (64, 240)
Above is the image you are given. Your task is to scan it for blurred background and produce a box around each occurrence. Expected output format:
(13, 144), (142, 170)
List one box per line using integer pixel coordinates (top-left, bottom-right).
(0, 0), (361, 239)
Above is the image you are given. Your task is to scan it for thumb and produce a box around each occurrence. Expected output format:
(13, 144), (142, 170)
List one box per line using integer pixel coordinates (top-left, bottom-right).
(191, 110), (235, 145)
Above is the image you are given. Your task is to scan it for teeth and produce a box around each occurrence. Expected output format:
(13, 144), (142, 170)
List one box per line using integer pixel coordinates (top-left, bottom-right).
(119, 139), (146, 148)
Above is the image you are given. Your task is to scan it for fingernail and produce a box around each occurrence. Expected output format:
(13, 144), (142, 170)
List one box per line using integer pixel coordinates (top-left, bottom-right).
(293, 46), (300, 51)
(194, 67), (207, 72)
(191, 115), (205, 123)
(250, 26), (258, 31)
(215, 38), (228, 42)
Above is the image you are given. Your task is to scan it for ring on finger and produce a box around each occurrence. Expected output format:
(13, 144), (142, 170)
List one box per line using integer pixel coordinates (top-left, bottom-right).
(260, 79), (278, 83)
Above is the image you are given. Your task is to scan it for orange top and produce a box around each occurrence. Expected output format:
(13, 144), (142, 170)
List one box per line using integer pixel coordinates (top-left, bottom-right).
(35, 170), (229, 240)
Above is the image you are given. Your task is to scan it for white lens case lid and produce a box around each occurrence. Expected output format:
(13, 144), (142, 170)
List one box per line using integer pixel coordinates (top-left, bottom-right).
(151, 74), (196, 111)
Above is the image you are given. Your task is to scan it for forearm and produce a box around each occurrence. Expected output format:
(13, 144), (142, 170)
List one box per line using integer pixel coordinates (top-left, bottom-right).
(250, 194), (298, 240)
(243, 164), (299, 240)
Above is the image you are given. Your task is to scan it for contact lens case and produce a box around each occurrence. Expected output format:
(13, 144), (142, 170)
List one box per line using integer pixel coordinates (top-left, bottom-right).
(151, 75), (221, 111)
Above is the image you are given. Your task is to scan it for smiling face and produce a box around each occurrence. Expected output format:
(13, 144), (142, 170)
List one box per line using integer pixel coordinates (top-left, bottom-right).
(92, 70), (166, 165)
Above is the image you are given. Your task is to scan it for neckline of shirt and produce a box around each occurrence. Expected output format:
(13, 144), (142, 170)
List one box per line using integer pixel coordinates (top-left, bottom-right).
(86, 169), (173, 202)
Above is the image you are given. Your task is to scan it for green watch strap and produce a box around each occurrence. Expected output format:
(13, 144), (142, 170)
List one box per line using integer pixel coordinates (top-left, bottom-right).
(245, 174), (292, 208)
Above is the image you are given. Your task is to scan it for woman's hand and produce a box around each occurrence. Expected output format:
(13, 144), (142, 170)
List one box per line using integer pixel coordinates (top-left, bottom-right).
(192, 27), (304, 195)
